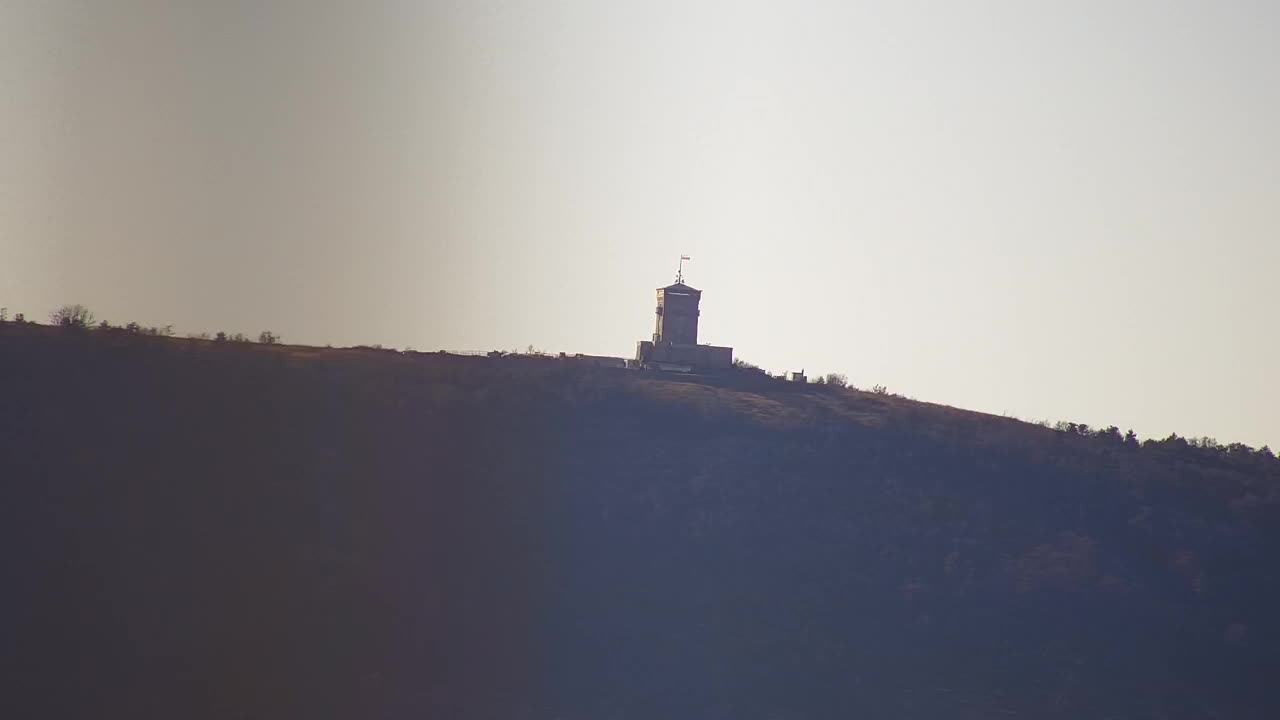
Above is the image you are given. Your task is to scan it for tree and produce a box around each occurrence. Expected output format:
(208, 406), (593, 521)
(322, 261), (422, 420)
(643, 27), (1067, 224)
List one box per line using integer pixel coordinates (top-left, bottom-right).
(258, 331), (279, 344)
(214, 332), (227, 342)
(1096, 426), (1123, 443)
(50, 304), (95, 329)
(0, 308), (7, 321)
(823, 373), (848, 388)
(872, 384), (889, 395)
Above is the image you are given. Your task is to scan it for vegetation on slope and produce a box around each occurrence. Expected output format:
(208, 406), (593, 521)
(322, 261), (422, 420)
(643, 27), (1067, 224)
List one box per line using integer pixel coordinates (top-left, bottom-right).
(2, 321), (1279, 719)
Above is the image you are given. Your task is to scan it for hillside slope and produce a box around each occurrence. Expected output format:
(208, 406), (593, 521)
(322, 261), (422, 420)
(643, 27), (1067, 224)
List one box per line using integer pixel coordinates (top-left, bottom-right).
(3, 324), (1279, 719)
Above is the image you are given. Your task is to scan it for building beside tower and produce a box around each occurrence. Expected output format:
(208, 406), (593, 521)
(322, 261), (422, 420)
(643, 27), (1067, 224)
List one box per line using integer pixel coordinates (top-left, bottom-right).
(634, 260), (733, 371)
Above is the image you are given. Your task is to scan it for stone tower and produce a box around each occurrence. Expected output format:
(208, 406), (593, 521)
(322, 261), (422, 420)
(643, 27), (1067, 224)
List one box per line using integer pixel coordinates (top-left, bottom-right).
(635, 257), (733, 371)
(653, 281), (701, 346)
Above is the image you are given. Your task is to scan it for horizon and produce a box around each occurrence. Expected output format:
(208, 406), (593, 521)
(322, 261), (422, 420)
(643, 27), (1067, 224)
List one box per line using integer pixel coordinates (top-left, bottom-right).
(3, 1), (1277, 447)
(2, 310), (1271, 452)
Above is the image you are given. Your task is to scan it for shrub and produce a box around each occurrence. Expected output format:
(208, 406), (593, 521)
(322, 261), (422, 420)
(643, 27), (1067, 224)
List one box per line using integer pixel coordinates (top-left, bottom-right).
(1054, 421), (1094, 436)
(258, 331), (279, 344)
(50, 304), (95, 329)
(823, 373), (848, 388)
(733, 358), (769, 375)
(215, 332), (227, 342)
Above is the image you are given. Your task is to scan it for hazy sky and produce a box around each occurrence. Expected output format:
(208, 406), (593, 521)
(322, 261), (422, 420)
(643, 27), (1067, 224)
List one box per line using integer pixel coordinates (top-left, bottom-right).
(3, 0), (1277, 446)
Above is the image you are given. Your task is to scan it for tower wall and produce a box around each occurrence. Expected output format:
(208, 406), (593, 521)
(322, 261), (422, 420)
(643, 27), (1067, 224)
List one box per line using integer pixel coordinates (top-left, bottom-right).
(655, 285), (701, 345)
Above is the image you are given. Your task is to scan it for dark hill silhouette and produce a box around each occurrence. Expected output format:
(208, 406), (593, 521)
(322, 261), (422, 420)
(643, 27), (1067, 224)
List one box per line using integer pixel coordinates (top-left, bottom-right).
(2, 321), (1278, 719)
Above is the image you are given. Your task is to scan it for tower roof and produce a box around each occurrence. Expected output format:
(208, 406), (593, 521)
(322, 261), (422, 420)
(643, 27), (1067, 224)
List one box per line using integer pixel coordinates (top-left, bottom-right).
(658, 281), (701, 295)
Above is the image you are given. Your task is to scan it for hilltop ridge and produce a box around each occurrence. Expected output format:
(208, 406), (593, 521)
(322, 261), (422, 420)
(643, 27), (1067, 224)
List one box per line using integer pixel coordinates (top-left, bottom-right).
(3, 322), (1279, 719)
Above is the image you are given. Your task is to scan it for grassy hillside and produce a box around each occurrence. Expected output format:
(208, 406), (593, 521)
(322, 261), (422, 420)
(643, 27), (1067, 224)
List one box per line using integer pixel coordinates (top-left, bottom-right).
(3, 322), (1279, 719)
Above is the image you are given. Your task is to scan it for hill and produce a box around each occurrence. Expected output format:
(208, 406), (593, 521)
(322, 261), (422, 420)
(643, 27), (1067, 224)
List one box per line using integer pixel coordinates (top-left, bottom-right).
(3, 322), (1279, 719)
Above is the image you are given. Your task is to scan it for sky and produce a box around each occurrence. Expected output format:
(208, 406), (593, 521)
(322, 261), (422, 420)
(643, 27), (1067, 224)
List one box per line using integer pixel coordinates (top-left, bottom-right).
(2, 0), (1277, 447)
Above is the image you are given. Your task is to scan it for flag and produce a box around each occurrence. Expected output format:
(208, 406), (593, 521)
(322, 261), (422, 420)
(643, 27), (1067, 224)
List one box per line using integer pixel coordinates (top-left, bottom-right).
(680, 255), (690, 260)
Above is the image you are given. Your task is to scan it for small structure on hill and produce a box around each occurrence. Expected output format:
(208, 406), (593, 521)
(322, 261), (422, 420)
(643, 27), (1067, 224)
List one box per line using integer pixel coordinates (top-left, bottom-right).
(567, 353), (627, 369)
(786, 370), (807, 383)
(634, 257), (734, 371)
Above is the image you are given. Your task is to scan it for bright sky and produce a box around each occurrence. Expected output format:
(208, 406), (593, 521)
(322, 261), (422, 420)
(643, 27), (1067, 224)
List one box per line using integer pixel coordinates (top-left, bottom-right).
(2, 1), (1277, 446)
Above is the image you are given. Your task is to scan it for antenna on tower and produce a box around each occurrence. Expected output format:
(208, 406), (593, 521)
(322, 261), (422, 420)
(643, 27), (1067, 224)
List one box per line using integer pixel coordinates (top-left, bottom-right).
(677, 254), (690, 284)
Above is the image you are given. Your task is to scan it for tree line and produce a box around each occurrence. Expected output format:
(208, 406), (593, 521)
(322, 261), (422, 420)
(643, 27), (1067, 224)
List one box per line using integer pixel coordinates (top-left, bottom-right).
(731, 355), (1277, 466)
